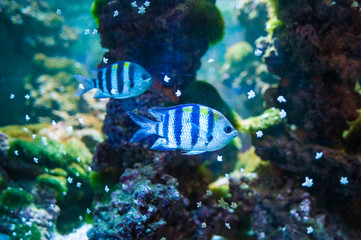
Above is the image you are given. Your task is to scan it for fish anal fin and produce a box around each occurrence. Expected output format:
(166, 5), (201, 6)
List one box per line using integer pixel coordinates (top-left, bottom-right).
(182, 150), (206, 155)
(93, 90), (110, 99)
(150, 138), (177, 151)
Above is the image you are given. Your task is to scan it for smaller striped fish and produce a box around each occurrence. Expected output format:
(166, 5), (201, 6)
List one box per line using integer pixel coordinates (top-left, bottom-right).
(74, 61), (153, 99)
(127, 104), (237, 155)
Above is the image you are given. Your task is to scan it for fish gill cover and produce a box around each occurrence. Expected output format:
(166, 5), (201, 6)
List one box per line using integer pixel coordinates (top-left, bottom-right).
(0, 0), (361, 239)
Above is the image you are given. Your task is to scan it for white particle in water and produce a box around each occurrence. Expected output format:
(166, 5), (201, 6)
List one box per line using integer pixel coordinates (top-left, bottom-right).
(164, 75), (170, 83)
(175, 90), (181, 97)
(247, 90), (256, 99)
(256, 130), (263, 138)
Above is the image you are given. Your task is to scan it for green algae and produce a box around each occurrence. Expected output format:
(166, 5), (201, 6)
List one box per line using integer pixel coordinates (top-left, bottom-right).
(0, 124), (49, 142)
(225, 42), (254, 65)
(36, 174), (68, 198)
(0, 187), (33, 209)
(234, 146), (266, 173)
(238, 107), (284, 133)
(12, 223), (41, 240)
(182, 0), (225, 45)
(8, 136), (91, 170)
(50, 168), (68, 177)
(91, 0), (110, 25)
(89, 167), (118, 193)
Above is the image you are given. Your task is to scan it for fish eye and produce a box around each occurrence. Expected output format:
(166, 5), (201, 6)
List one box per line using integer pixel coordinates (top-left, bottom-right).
(224, 126), (233, 134)
(141, 73), (149, 80)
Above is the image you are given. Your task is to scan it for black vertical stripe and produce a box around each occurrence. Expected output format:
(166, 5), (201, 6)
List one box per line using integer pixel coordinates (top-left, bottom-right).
(163, 113), (169, 142)
(129, 63), (135, 89)
(174, 108), (183, 147)
(207, 109), (214, 145)
(117, 64), (124, 94)
(93, 78), (96, 88)
(97, 70), (103, 91)
(191, 105), (200, 147)
(105, 66), (112, 94)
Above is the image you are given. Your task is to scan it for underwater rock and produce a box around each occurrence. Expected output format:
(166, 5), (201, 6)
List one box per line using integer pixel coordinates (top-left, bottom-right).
(89, 161), (240, 240)
(95, 0), (224, 90)
(222, 41), (278, 117)
(88, 163), (198, 240)
(253, 0), (361, 229)
(0, 186), (60, 240)
(236, 0), (269, 46)
(229, 168), (361, 239)
(0, 0), (78, 126)
(0, 124), (95, 236)
(25, 53), (107, 125)
(263, 0), (361, 145)
(254, 131), (361, 229)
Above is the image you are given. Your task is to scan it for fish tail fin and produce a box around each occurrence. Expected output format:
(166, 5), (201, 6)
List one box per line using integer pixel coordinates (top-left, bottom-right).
(127, 111), (157, 142)
(74, 75), (94, 97)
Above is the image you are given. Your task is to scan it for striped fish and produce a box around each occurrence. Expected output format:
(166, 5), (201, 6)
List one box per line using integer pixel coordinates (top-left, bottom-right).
(127, 104), (237, 155)
(74, 61), (153, 99)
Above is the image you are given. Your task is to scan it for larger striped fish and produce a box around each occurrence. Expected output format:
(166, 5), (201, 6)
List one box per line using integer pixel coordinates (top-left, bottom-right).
(127, 104), (237, 155)
(74, 61), (153, 99)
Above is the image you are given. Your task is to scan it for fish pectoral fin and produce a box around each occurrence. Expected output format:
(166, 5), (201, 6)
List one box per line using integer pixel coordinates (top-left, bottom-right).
(150, 138), (177, 151)
(182, 150), (206, 155)
(93, 90), (109, 99)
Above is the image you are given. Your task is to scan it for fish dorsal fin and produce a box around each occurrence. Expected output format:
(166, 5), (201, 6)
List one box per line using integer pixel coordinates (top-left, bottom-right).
(148, 104), (207, 121)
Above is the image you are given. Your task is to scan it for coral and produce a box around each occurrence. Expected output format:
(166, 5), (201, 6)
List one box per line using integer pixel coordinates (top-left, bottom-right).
(238, 107), (283, 133)
(236, 0), (269, 45)
(221, 41), (278, 117)
(0, 187), (33, 209)
(229, 169), (361, 239)
(263, 0), (361, 145)
(88, 162), (240, 240)
(96, 0), (223, 90)
(254, 0), (361, 232)
(88, 163), (197, 240)
(0, 188), (59, 239)
(0, 0), (78, 126)
(181, 0), (225, 46)
(0, 124), (95, 236)
(36, 174), (68, 199)
(25, 53), (99, 122)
